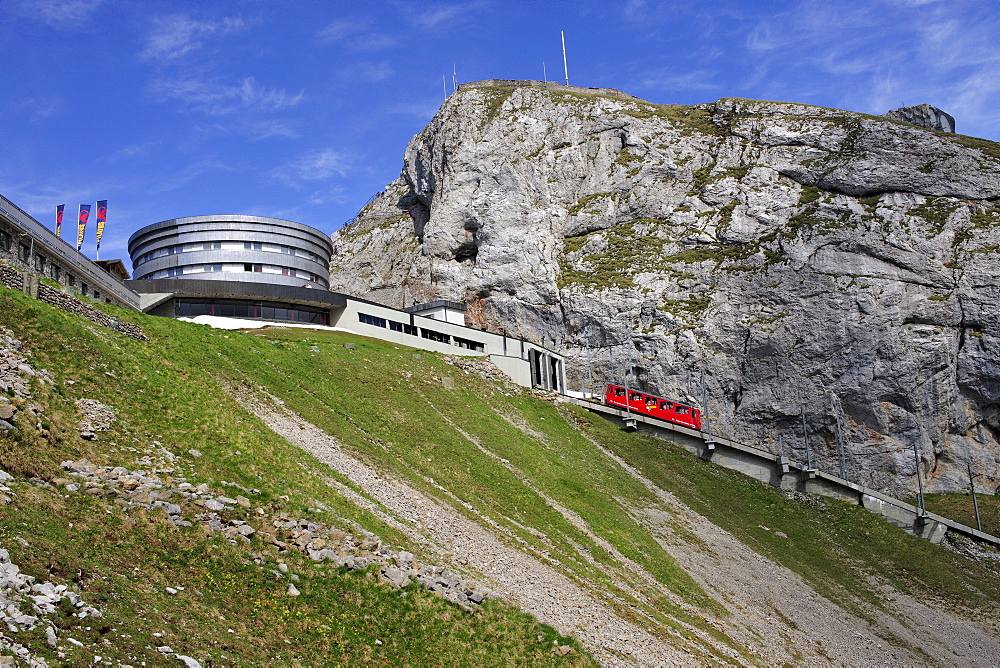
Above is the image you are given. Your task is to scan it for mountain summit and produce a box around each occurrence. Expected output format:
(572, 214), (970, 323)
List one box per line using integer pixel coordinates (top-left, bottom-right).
(330, 80), (1000, 495)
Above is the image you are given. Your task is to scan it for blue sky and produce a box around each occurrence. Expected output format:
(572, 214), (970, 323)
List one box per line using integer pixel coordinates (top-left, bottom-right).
(3, 0), (998, 264)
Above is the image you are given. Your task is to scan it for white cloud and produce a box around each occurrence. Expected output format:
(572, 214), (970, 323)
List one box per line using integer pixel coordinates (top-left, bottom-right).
(141, 14), (250, 61)
(24, 0), (104, 28)
(317, 18), (396, 52)
(150, 76), (304, 116)
(273, 149), (351, 185)
(401, 2), (485, 32)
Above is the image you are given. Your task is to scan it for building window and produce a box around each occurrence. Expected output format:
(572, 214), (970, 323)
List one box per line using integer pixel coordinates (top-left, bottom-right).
(359, 313), (386, 328)
(244, 242), (262, 251)
(203, 242), (221, 250)
(420, 329), (451, 344)
(244, 263), (262, 272)
(166, 245), (181, 255)
(93, 291), (101, 300)
(18, 244), (29, 262)
(34, 254), (46, 272)
(67, 274), (75, 287)
(50, 264), (60, 281)
(80, 283), (88, 296)
(0, 230), (10, 251)
(453, 336), (485, 352)
(166, 267), (184, 277)
(205, 264), (223, 272)
(281, 268), (296, 277)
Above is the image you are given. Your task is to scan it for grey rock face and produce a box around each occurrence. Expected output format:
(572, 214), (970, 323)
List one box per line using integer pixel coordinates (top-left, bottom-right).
(329, 82), (1000, 496)
(883, 104), (956, 133)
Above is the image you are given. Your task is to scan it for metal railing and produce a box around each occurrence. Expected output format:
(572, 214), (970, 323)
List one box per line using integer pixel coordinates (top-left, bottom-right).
(0, 193), (139, 307)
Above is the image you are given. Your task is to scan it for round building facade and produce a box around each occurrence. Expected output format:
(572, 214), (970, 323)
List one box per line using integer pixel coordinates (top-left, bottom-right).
(128, 215), (332, 290)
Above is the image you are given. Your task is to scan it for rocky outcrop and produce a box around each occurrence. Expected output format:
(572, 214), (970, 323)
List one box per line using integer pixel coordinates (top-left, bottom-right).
(329, 81), (1000, 496)
(884, 104), (956, 133)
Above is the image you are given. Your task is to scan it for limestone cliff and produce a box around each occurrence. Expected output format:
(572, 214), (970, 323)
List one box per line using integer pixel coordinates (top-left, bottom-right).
(329, 80), (1000, 496)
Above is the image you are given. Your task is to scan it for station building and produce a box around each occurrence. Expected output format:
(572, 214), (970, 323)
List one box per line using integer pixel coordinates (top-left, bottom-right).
(125, 215), (566, 391)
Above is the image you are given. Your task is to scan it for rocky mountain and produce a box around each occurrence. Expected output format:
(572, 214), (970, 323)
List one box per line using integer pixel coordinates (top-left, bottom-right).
(329, 79), (1000, 497)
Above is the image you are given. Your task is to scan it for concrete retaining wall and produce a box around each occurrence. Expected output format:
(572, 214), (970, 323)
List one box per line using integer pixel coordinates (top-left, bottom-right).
(571, 398), (998, 548)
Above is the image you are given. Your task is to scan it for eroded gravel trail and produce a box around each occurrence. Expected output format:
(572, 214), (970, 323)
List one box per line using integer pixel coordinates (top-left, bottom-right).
(234, 390), (696, 667)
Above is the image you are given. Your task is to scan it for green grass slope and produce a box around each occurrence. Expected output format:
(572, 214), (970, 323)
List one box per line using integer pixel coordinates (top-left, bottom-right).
(1, 285), (999, 665)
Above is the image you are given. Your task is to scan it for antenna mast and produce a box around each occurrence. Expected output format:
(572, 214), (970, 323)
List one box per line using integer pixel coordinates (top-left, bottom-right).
(542, 61), (547, 82)
(452, 64), (457, 93)
(442, 75), (447, 100)
(561, 31), (569, 85)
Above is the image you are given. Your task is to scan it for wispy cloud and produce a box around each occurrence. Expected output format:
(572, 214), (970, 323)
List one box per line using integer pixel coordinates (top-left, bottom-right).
(272, 148), (351, 185)
(639, 68), (722, 93)
(405, 4), (481, 31)
(316, 18), (397, 52)
(149, 76), (304, 116)
(23, 0), (104, 28)
(147, 159), (238, 195)
(141, 14), (250, 61)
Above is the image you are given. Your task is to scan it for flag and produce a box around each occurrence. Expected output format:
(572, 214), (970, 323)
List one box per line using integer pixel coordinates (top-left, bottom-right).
(95, 200), (107, 253)
(77, 204), (91, 252)
(55, 204), (64, 237)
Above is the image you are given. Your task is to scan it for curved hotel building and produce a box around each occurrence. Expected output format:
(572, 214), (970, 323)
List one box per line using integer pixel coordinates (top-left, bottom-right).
(129, 215), (332, 289)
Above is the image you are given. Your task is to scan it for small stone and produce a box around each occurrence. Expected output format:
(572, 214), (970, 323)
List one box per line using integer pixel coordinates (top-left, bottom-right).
(188, 449), (202, 458)
(0, 420), (13, 431)
(79, 430), (96, 441)
(235, 495), (251, 507)
(374, 639), (383, 646)
(553, 645), (574, 656)
(200, 499), (226, 511)
(287, 583), (300, 597)
(0, 405), (15, 420)
(157, 645), (174, 654)
(121, 479), (139, 491)
(46, 625), (57, 647)
(774, 531), (788, 539)
(176, 655), (202, 668)
(165, 587), (178, 595)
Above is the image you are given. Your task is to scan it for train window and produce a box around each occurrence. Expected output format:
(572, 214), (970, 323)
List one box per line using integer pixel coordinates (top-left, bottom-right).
(659, 401), (672, 410)
(629, 393), (641, 401)
(645, 397), (657, 406)
(676, 406), (688, 414)
(614, 388), (625, 396)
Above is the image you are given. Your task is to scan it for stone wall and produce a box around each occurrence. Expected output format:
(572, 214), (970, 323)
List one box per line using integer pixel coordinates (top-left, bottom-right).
(0, 263), (147, 341)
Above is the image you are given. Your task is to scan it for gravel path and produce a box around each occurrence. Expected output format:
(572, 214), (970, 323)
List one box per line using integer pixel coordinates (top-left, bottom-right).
(235, 387), (1000, 667)
(234, 390), (695, 667)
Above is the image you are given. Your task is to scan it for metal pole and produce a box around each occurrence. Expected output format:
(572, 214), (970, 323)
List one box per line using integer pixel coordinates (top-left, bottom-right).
(561, 31), (569, 85)
(443, 75), (447, 100)
(913, 442), (926, 515)
(833, 396), (847, 479)
(624, 325), (632, 416)
(585, 326), (592, 398)
(542, 61), (547, 82)
(777, 433), (785, 460)
(701, 369), (712, 441)
(801, 405), (812, 470)
(968, 462), (982, 532)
